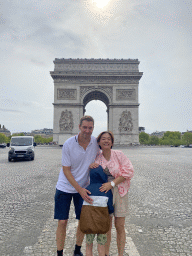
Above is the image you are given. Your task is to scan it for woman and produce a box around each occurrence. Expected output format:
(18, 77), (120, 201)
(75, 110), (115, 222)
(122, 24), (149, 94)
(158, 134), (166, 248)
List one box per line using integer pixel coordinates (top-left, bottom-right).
(90, 131), (134, 256)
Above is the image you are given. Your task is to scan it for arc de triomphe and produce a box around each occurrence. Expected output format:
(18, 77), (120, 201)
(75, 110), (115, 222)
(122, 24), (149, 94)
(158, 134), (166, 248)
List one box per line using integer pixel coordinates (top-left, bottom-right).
(50, 58), (143, 145)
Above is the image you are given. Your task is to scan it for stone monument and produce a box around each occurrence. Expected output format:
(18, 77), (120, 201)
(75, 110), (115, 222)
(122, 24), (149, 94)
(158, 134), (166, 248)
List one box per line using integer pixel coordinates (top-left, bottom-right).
(50, 58), (143, 145)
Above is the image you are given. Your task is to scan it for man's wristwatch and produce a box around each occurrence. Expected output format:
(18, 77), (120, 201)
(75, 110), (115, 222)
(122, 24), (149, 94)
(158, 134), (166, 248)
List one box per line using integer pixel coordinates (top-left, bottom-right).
(111, 181), (115, 187)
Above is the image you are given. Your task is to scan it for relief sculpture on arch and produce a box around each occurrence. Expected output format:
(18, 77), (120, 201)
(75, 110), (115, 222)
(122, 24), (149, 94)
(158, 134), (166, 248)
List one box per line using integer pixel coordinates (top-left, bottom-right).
(59, 110), (74, 132)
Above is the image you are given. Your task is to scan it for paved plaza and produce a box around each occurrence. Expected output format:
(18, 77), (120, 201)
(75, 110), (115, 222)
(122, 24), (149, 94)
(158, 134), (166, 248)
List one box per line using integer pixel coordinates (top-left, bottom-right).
(0, 146), (191, 256)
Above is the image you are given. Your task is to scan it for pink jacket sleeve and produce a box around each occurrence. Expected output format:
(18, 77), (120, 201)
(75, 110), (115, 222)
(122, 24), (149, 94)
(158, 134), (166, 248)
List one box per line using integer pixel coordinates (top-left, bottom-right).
(116, 151), (134, 180)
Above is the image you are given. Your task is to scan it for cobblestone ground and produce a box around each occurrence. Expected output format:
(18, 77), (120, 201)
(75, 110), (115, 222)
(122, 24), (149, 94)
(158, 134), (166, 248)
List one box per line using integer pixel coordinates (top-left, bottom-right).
(125, 146), (192, 256)
(0, 146), (191, 256)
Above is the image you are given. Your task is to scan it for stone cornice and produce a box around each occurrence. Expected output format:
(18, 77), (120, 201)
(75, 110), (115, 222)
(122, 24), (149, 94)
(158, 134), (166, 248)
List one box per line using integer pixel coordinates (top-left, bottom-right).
(51, 58), (143, 76)
(50, 71), (143, 76)
(109, 103), (140, 108)
(53, 58), (140, 64)
(52, 103), (84, 107)
(50, 74), (143, 84)
(52, 103), (140, 108)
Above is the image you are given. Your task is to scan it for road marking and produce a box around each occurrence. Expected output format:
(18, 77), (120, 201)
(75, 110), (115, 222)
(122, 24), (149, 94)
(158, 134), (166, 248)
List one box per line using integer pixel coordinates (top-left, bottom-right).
(23, 214), (140, 256)
(63, 220), (78, 254)
(125, 228), (140, 256)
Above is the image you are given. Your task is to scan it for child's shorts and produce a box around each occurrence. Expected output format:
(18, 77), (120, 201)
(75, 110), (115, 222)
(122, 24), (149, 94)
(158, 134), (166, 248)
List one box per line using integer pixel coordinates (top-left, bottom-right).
(86, 234), (107, 245)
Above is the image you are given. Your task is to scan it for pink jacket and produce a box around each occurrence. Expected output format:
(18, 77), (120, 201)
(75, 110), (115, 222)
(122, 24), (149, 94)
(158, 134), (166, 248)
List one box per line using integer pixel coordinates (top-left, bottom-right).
(95, 150), (134, 197)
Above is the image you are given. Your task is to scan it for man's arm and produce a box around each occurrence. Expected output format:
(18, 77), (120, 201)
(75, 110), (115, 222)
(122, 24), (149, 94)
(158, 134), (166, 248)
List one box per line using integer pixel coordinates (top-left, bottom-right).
(63, 166), (93, 204)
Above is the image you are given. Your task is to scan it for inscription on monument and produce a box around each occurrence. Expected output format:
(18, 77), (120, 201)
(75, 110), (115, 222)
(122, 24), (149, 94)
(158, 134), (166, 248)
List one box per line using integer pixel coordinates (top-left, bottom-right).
(116, 89), (136, 100)
(119, 110), (133, 132)
(59, 110), (74, 132)
(57, 89), (77, 100)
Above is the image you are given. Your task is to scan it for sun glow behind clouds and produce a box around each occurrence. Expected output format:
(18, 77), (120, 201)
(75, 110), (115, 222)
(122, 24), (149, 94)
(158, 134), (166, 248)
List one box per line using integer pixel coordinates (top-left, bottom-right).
(92, 0), (110, 9)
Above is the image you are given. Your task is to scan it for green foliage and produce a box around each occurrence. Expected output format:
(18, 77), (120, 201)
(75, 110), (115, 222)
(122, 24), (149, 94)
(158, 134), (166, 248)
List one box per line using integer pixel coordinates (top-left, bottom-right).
(0, 133), (53, 145)
(182, 132), (192, 146)
(34, 135), (53, 144)
(172, 139), (182, 147)
(0, 133), (9, 143)
(149, 136), (159, 145)
(139, 132), (149, 144)
(160, 131), (182, 146)
(12, 133), (25, 136)
(162, 131), (181, 140)
(139, 131), (190, 146)
(159, 138), (170, 145)
(7, 136), (11, 143)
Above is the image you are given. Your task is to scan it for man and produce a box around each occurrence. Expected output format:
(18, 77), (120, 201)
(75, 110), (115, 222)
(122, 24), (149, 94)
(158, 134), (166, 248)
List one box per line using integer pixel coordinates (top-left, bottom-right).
(54, 116), (99, 256)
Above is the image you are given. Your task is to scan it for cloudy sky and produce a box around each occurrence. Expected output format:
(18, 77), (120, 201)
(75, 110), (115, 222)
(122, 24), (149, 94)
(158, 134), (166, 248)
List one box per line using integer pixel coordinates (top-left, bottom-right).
(0, 0), (191, 137)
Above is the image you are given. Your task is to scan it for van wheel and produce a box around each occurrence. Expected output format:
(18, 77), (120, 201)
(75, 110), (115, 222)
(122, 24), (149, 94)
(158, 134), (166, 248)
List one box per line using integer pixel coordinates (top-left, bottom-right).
(8, 158), (12, 162)
(31, 156), (34, 160)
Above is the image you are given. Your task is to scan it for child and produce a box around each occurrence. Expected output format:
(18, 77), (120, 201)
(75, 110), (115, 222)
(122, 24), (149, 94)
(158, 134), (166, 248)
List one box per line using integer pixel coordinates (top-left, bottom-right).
(80, 165), (114, 256)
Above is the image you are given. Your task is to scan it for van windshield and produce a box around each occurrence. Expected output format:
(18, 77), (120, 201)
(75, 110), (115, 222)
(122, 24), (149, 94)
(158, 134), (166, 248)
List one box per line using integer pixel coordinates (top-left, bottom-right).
(11, 138), (33, 146)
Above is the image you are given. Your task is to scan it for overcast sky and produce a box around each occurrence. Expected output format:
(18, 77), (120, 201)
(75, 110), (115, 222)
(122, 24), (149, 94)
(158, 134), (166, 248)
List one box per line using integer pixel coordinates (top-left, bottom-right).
(0, 0), (191, 137)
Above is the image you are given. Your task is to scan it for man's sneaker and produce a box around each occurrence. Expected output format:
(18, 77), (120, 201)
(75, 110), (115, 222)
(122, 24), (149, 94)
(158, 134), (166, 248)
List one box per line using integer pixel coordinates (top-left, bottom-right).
(73, 251), (83, 256)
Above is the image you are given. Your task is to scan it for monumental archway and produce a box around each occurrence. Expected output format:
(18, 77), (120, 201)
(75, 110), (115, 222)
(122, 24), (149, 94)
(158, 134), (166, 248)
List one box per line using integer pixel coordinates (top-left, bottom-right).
(50, 58), (143, 145)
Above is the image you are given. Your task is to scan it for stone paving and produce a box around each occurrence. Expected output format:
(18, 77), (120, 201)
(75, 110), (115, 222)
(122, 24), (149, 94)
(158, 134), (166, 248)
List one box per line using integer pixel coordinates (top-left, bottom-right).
(124, 146), (192, 256)
(22, 205), (133, 256)
(0, 146), (192, 256)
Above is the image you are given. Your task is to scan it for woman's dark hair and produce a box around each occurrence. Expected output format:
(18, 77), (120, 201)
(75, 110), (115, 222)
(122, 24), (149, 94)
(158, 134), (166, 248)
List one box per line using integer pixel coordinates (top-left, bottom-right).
(97, 131), (114, 149)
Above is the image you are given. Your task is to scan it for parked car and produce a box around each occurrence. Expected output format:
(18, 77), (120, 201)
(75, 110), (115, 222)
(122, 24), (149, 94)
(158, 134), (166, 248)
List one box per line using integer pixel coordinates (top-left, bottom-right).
(0, 143), (6, 148)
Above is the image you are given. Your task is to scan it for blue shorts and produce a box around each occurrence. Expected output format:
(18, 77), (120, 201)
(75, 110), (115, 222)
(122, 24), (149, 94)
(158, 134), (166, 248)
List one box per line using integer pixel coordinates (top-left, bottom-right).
(54, 189), (83, 220)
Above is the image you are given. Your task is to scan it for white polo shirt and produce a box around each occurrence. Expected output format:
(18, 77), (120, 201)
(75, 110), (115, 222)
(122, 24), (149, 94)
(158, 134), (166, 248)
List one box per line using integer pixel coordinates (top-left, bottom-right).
(56, 134), (99, 193)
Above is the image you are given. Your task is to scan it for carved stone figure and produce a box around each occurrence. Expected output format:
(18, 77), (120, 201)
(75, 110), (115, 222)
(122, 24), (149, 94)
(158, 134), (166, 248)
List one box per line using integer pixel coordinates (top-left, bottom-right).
(119, 110), (133, 132)
(59, 110), (74, 132)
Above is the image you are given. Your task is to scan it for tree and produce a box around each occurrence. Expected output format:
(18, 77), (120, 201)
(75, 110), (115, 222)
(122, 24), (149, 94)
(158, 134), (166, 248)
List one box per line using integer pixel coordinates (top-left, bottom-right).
(161, 131), (182, 145)
(139, 132), (149, 144)
(12, 133), (25, 136)
(159, 138), (169, 145)
(34, 135), (44, 144)
(34, 135), (53, 144)
(0, 133), (9, 143)
(182, 132), (192, 146)
(162, 131), (181, 140)
(149, 136), (159, 145)
(7, 136), (11, 143)
(173, 139), (182, 147)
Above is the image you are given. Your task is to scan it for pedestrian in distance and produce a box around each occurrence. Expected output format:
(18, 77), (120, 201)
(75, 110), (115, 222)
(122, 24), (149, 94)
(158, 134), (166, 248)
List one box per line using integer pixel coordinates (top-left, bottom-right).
(79, 165), (114, 256)
(54, 116), (99, 256)
(90, 131), (134, 256)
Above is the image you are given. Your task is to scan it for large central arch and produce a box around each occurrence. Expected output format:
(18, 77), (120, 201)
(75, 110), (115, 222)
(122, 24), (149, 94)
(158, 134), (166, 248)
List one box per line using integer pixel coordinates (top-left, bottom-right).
(83, 90), (110, 129)
(50, 58), (143, 145)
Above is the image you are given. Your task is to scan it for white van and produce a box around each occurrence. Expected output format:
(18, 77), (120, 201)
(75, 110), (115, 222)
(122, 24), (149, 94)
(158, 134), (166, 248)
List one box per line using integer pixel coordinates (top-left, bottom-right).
(7, 136), (36, 162)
